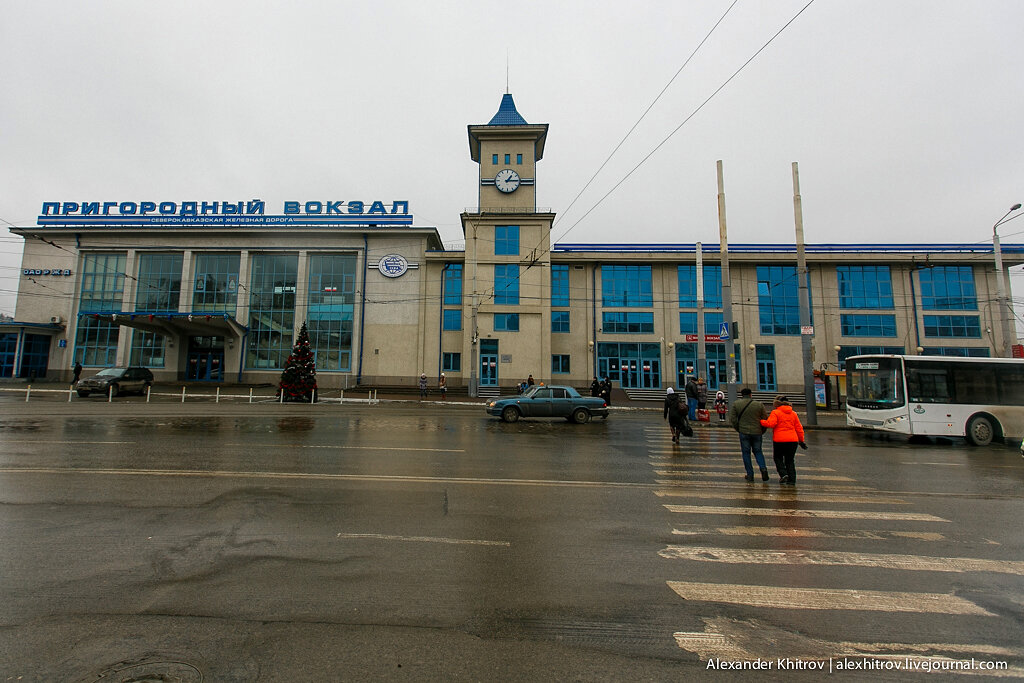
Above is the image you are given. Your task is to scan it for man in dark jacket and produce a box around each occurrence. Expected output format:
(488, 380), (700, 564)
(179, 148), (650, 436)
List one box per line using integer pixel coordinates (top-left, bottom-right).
(683, 376), (699, 420)
(590, 377), (601, 397)
(727, 387), (770, 481)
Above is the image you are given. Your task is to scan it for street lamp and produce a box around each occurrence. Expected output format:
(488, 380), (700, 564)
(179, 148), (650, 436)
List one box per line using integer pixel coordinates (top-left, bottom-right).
(993, 203), (1022, 357)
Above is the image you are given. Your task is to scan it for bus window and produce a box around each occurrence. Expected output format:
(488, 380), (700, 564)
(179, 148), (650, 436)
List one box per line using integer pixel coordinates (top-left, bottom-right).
(906, 367), (951, 403)
(997, 369), (1024, 405)
(953, 367), (996, 405)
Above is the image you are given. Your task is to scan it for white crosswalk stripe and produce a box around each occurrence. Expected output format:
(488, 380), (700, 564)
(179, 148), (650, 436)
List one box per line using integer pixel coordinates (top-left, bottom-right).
(655, 489), (907, 504)
(659, 546), (1024, 575)
(656, 470), (854, 481)
(663, 504), (948, 522)
(671, 525), (948, 541)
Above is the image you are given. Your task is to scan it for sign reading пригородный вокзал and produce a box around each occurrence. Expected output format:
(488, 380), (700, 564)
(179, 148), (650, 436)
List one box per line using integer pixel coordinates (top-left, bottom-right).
(37, 200), (412, 227)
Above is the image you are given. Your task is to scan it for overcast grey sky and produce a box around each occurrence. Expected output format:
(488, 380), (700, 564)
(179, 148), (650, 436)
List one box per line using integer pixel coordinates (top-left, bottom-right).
(2, 0), (1023, 317)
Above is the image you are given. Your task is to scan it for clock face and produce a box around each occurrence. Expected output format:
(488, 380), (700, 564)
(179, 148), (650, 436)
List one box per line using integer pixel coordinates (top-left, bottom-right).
(494, 168), (521, 193)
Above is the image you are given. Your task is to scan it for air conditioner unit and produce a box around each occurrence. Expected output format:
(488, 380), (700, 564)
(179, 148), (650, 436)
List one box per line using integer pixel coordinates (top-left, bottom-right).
(50, 316), (63, 324)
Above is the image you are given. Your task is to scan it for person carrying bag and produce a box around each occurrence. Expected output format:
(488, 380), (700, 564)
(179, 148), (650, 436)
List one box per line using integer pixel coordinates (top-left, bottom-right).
(727, 387), (769, 482)
(760, 395), (807, 485)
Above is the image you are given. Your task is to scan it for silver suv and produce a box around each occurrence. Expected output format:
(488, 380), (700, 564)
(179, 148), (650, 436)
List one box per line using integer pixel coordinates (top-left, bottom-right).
(76, 367), (154, 398)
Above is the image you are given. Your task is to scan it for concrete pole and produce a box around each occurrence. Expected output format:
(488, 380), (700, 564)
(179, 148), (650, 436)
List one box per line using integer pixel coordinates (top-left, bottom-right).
(696, 242), (706, 383)
(716, 161), (737, 406)
(793, 162), (817, 425)
(992, 203), (1020, 357)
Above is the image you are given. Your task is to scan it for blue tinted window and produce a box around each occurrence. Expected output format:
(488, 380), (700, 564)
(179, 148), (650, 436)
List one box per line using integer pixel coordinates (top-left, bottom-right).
(551, 264), (569, 307)
(494, 313), (519, 331)
(836, 265), (893, 309)
(601, 265), (653, 307)
(552, 354), (570, 374)
(494, 264), (519, 305)
(504, 154), (510, 164)
(757, 265), (811, 335)
(307, 254), (357, 372)
(492, 154), (498, 165)
(923, 314), (981, 338)
(840, 314), (897, 337)
(704, 311), (724, 336)
(602, 312), (655, 334)
(919, 266), (977, 310)
(679, 312), (697, 335)
(193, 253), (240, 314)
(247, 254), (298, 370)
(677, 265), (722, 308)
(136, 253), (183, 313)
(517, 153), (523, 164)
(442, 352), (461, 371)
(921, 347), (990, 357)
(552, 311), (570, 333)
(495, 225), (520, 256)
(443, 263), (463, 305)
(443, 309), (462, 331)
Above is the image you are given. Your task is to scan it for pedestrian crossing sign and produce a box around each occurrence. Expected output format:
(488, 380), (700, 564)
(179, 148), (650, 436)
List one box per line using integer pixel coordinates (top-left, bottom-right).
(719, 322), (730, 340)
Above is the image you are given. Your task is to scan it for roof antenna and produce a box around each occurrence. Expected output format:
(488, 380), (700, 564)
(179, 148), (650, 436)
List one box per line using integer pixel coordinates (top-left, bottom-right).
(505, 49), (509, 94)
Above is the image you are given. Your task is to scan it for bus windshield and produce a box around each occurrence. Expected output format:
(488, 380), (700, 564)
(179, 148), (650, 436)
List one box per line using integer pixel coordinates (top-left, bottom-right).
(846, 357), (905, 409)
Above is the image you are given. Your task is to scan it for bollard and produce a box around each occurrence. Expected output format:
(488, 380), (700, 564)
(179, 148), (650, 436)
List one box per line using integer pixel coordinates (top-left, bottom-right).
(146, 385), (151, 403)
(108, 385), (113, 403)
(25, 385), (31, 402)
(279, 391), (284, 404)
(311, 389), (316, 404)
(249, 387), (253, 404)
(68, 385), (73, 402)
(340, 389), (344, 405)
(216, 387), (220, 403)
(181, 386), (186, 403)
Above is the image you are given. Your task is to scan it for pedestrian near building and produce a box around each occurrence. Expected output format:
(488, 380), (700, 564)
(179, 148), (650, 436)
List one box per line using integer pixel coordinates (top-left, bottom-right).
(590, 376), (601, 397)
(419, 373), (428, 400)
(714, 390), (728, 422)
(72, 362), (83, 384)
(663, 387), (689, 443)
(600, 377), (612, 406)
(760, 395), (807, 485)
(438, 373), (447, 400)
(684, 376), (699, 420)
(527, 374), (535, 387)
(727, 387), (769, 482)
(696, 377), (709, 410)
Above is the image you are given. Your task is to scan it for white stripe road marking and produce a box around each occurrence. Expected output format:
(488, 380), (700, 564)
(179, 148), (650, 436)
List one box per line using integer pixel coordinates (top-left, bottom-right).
(226, 442), (466, 453)
(652, 462), (837, 472)
(0, 440), (133, 445)
(655, 490), (907, 504)
(656, 480), (872, 491)
(656, 470), (854, 481)
(664, 504), (949, 522)
(672, 526), (948, 541)
(659, 546), (1024, 575)
(900, 462), (966, 466)
(0, 467), (655, 489)
(666, 581), (993, 615)
(337, 533), (509, 547)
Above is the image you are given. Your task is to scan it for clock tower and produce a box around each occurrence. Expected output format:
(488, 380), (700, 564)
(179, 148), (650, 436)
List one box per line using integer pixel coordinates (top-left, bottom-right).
(462, 94), (554, 397)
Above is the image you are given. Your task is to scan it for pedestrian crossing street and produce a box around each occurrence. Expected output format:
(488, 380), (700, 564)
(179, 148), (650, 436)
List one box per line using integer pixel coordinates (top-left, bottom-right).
(643, 425), (1024, 673)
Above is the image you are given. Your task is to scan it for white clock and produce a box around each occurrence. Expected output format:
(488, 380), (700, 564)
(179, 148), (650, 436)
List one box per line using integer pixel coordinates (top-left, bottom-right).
(494, 168), (521, 193)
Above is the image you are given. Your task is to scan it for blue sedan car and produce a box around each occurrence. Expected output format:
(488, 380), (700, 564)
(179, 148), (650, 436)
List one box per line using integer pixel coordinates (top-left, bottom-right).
(486, 385), (609, 423)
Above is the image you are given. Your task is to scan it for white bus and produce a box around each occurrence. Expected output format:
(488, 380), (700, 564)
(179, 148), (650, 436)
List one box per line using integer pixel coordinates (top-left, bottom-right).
(845, 354), (1024, 446)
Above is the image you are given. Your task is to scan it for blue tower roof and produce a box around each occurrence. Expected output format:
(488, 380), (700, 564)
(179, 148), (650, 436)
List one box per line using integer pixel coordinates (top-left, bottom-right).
(487, 93), (528, 125)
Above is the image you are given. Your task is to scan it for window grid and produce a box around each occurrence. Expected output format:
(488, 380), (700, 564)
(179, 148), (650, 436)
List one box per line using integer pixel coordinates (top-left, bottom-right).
(494, 313), (519, 332)
(602, 312), (655, 334)
(840, 314), (897, 337)
(837, 265), (894, 309)
(135, 253), (183, 313)
(919, 266), (977, 310)
(246, 254), (298, 370)
(76, 252), (126, 366)
(192, 253), (240, 314)
(494, 225), (520, 256)
(494, 264), (520, 305)
(442, 352), (461, 372)
(443, 310), (462, 331)
(923, 314), (981, 338)
(677, 265), (723, 308)
(443, 263), (463, 305)
(130, 329), (166, 367)
(602, 265), (653, 307)
(552, 354), (571, 374)
(921, 347), (990, 357)
(757, 265), (811, 335)
(307, 254), (357, 372)
(552, 311), (570, 333)
(551, 264), (569, 307)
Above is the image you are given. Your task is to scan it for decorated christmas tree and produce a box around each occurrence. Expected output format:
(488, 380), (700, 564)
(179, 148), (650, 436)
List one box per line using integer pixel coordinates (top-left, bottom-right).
(278, 321), (318, 402)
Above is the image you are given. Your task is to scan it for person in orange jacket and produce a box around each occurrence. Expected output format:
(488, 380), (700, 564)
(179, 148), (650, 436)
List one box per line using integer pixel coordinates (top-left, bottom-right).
(760, 395), (808, 485)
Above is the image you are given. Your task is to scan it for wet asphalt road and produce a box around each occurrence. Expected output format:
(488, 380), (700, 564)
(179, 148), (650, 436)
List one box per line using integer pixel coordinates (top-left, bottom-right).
(0, 396), (1022, 681)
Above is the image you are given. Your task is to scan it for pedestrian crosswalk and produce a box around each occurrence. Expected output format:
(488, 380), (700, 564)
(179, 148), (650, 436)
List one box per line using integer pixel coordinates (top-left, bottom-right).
(643, 425), (1024, 668)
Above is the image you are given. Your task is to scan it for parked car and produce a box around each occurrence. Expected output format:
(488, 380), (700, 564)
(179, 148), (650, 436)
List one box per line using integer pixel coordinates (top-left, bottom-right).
(486, 385), (609, 423)
(76, 367), (154, 398)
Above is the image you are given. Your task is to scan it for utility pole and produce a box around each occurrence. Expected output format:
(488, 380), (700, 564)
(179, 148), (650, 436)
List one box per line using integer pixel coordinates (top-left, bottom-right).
(696, 241), (706, 382)
(716, 161), (737, 406)
(468, 223), (479, 397)
(993, 203), (1021, 357)
(793, 162), (817, 425)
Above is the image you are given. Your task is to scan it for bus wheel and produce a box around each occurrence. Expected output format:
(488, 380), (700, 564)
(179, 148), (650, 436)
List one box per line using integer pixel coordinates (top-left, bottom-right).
(966, 415), (995, 446)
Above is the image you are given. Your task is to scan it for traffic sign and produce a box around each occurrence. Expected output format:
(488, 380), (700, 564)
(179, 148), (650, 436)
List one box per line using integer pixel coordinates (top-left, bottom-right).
(719, 322), (730, 340)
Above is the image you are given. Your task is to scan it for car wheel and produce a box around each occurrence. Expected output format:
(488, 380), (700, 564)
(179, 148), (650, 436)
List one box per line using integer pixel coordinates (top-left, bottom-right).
(501, 406), (520, 423)
(966, 415), (995, 446)
(571, 407), (590, 424)
(77, 390), (90, 398)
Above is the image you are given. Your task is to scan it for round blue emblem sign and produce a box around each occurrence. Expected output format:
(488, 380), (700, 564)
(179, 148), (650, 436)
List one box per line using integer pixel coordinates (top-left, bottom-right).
(378, 254), (409, 278)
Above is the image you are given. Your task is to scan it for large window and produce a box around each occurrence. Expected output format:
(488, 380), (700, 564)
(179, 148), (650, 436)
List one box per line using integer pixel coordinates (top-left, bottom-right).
(551, 264), (569, 307)
(494, 264), (519, 305)
(192, 253), (240, 314)
(757, 265), (810, 335)
(130, 330), (165, 367)
(923, 314), (981, 338)
(552, 311), (570, 333)
(552, 354), (571, 374)
(601, 265), (652, 307)
(602, 312), (654, 334)
(76, 252), (126, 366)
(442, 352), (461, 372)
(919, 266), (977, 310)
(135, 253), (182, 313)
(443, 310), (462, 331)
(246, 254), (298, 369)
(307, 254), (356, 372)
(443, 264), (463, 305)
(494, 313), (519, 331)
(837, 265), (894, 309)
(677, 265), (722, 308)
(840, 314), (897, 337)
(495, 225), (520, 256)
